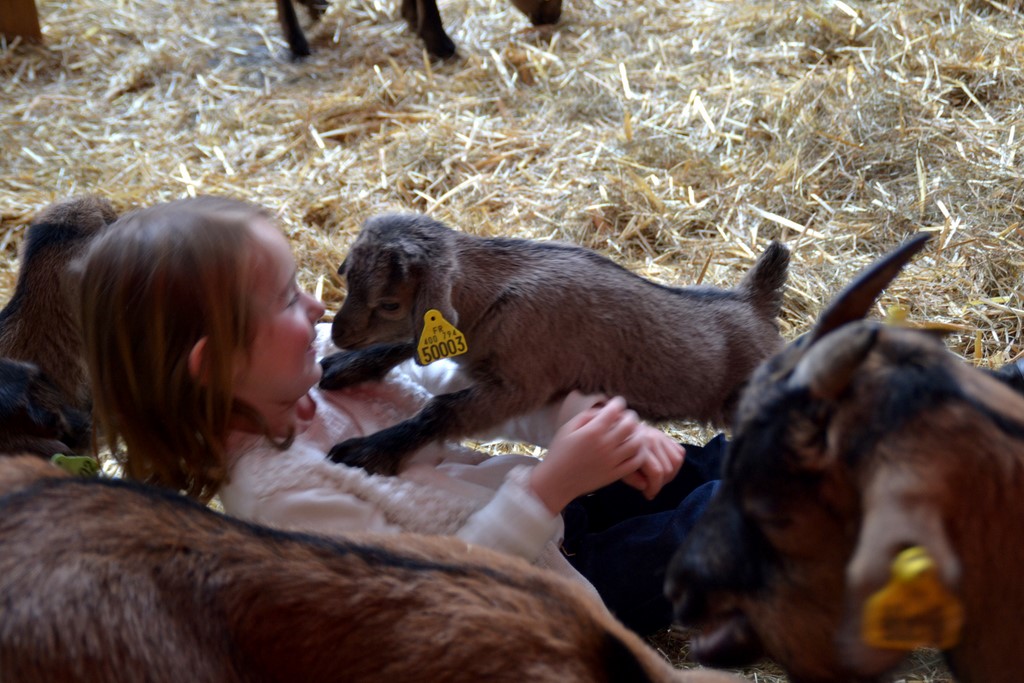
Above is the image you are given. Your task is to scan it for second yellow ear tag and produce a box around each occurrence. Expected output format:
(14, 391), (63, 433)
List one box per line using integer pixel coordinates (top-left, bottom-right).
(861, 546), (964, 650)
(416, 309), (468, 365)
(50, 453), (100, 478)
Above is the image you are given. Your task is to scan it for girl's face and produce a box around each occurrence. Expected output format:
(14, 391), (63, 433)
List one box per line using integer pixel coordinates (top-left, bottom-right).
(231, 218), (326, 434)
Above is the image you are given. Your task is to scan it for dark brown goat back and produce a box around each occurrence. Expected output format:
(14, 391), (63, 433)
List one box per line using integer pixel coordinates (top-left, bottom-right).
(0, 455), (744, 683)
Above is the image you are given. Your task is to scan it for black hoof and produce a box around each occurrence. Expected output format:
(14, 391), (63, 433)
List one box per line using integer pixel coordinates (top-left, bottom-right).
(423, 33), (457, 60)
(327, 439), (401, 476)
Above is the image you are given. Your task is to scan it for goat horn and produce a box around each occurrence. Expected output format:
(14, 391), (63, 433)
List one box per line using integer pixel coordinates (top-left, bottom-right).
(806, 233), (931, 346)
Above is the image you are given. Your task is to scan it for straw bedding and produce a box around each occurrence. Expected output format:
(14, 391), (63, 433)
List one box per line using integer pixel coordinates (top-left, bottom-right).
(2, 0), (1021, 679)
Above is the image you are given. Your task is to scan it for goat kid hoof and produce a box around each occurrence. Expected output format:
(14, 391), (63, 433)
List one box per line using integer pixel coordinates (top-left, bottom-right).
(424, 33), (457, 60)
(327, 440), (399, 476)
(318, 354), (357, 389)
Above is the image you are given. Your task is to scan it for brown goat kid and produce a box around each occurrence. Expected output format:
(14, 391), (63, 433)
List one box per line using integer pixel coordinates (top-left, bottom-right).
(0, 196), (116, 456)
(667, 234), (1024, 682)
(0, 455), (744, 683)
(278, 0), (561, 58)
(320, 212), (789, 475)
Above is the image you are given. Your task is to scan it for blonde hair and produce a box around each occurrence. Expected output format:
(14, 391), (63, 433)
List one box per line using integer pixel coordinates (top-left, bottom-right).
(79, 196), (275, 501)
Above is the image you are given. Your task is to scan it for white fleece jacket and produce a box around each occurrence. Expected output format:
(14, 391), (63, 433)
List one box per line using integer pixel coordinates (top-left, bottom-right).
(218, 324), (603, 589)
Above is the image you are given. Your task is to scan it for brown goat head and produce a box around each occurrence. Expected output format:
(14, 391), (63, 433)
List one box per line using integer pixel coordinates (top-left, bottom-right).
(659, 233), (1024, 683)
(332, 213), (459, 350)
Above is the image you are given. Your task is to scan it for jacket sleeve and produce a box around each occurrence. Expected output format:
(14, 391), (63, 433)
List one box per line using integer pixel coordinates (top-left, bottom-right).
(453, 465), (563, 562)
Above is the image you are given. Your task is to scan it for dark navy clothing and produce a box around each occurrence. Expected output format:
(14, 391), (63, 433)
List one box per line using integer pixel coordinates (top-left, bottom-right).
(991, 358), (1024, 394)
(561, 434), (727, 635)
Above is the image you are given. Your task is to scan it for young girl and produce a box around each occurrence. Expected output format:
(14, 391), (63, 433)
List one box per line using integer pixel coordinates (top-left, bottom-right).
(78, 196), (722, 635)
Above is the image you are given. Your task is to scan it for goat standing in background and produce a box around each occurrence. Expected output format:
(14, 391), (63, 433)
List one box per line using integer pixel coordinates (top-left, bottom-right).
(0, 455), (745, 683)
(0, 196), (116, 456)
(320, 212), (789, 475)
(278, 0), (562, 59)
(667, 234), (1024, 682)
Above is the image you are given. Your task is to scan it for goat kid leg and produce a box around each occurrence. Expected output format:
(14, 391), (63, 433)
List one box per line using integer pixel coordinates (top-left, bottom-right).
(295, 0), (328, 21)
(408, 0), (456, 58)
(510, 0), (562, 25)
(328, 382), (531, 475)
(276, 0), (311, 57)
(319, 342), (416, 390)
(400, 0), (418, 31)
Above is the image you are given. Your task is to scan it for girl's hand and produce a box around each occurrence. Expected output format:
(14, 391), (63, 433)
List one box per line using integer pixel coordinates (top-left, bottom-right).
(619, 425), (686, 500)
(528, 397), (645, 515)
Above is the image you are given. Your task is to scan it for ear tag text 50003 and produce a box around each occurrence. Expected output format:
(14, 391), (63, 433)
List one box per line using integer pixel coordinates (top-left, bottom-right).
(417, 309), (468, 365)
(861, 545), (963, 650)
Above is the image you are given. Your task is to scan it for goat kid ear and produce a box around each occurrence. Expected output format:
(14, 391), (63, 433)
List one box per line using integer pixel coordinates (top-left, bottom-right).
(412, 263), (458, 331)
(787, 323), (878, 400)
(807, 233), (931, 346)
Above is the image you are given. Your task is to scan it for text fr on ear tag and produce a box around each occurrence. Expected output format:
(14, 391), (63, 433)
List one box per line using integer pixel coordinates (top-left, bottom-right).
(417, 309), (468, 365)
(861, 545), (964, 650)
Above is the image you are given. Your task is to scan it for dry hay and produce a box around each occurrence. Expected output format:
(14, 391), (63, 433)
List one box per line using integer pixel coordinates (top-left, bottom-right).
(648, 629), (955, 683)
(2, 0), (1023, 679)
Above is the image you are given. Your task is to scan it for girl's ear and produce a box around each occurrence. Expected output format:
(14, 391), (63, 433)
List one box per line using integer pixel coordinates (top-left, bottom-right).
(188, 337), (209, 381)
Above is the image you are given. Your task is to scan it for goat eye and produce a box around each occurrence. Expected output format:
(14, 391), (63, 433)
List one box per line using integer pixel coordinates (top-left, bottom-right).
(379, 301), (400, 312)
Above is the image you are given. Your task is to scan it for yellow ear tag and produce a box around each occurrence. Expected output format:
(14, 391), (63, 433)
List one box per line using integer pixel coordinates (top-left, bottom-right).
(416, 309), (468, 365)
(50, 453), (101, 478)
(884, 305), (909, 326)
(861, 546), (964, 650)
